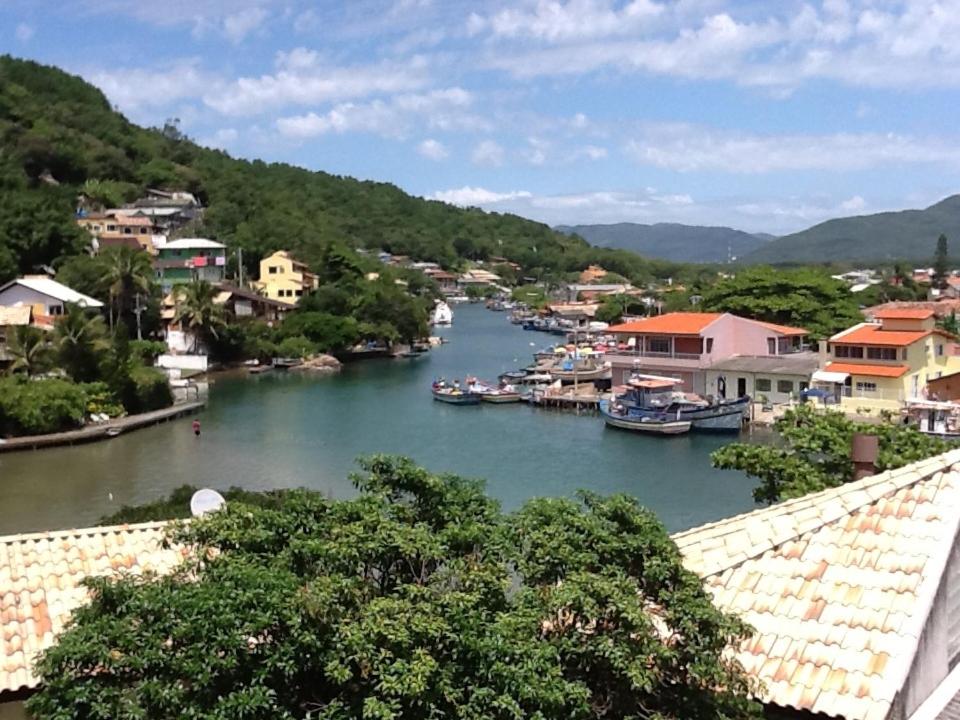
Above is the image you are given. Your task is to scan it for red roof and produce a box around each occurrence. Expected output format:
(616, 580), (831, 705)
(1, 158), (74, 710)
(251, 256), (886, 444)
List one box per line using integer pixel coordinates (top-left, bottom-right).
(755, 320), (808, 336)
(607, 312), (723, 335)
(871, 308), (935, 320)
(826, 362), (910, 378)
(831, 324), (944, 347)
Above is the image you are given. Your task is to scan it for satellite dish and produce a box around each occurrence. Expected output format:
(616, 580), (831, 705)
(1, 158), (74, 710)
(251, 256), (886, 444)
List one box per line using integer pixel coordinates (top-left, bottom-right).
(190, 489), (226, 517)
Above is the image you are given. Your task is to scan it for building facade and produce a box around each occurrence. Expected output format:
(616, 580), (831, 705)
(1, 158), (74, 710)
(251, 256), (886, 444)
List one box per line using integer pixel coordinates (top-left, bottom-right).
(154, 239), (227, 291)
(252, 251), (318, 305)
(0, 276), (103, 316)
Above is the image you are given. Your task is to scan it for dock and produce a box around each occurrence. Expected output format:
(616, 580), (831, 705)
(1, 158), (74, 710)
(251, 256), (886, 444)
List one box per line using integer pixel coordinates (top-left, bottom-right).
(0, 401), (206, 453)
(528, 386), (605, 413)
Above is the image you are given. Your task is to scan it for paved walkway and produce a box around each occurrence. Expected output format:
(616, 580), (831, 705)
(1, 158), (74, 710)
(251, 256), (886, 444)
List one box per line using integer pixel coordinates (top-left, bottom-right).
(0, 401), (205, 453)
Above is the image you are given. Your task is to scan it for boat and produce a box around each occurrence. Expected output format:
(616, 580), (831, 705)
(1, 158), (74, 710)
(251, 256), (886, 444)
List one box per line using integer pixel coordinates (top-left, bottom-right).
(431, 380), (482, 405)
(398, 348), (429, 359)
(549, 359), (611, 383)
(615, 374), (749, 431)
(249, 364), (273, 374)
(104, 426), (124, 437)
(480, 389), (522, 404)
(599, 400), (691, 435)
(431, 300), (453, 326)
(498, 369), (528, 382)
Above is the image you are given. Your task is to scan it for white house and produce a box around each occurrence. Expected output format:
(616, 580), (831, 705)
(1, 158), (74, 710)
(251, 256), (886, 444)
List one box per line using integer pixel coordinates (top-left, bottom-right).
(0, 276), (103, 317)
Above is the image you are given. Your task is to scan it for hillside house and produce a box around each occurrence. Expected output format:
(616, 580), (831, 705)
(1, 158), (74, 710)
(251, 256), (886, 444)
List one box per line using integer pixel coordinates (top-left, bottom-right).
(0, 305), (35, 370)
(0, 276), (103, 317)
(154, 239), (226, 291)
(252, 250), (318, 305)
(815, 308), (960, 412)
(606, 312), (807, 393)
(76, 211), (158, 253)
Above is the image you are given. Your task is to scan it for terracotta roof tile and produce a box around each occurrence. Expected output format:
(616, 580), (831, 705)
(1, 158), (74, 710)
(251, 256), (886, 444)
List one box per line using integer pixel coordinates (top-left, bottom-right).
(673, 448), (960, 720)
(607, 312), (724, 335)
(825, 361), (911, 378)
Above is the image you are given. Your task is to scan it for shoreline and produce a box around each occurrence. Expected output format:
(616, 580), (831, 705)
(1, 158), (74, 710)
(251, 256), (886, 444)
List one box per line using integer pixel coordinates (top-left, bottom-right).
(0, 401), (206, 454)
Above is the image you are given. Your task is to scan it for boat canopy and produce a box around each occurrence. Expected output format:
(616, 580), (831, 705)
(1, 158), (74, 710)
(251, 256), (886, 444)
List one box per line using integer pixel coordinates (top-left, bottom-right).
(811, 369), (849, 383)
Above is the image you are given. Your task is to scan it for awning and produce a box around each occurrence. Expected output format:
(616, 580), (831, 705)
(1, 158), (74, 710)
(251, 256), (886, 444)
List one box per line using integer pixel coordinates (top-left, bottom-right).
(812, 370), (849, 383)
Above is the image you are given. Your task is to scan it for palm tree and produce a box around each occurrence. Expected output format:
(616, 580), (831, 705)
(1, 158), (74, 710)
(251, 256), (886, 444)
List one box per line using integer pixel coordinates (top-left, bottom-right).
(7, 325), (52, 377)
(100, 246), (154, 337)
(173, 281), (226, 353)
(54, 304), (109, 382)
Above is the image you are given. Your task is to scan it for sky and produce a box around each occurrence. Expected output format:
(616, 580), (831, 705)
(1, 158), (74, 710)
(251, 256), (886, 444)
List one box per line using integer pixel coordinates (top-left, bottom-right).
(3, 0), (960, 235)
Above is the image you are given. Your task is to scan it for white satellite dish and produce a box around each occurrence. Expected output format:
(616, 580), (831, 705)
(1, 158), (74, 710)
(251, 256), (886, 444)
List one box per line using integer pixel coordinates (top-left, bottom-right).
(190, 489), (226, 517)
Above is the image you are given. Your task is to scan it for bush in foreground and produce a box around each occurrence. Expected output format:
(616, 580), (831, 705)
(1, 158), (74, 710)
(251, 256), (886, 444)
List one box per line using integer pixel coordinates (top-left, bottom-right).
(0, 376), (88, 436)
(30, 457), (761, 720)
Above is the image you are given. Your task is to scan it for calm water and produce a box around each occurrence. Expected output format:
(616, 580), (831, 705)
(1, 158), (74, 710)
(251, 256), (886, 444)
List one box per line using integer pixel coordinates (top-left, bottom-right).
(0, 304), (759, 535)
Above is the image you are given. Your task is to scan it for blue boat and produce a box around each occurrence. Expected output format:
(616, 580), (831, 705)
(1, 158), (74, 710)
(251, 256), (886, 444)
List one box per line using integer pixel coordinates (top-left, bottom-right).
(614, 374), (749, 432)
(599, 399), (692, 435)
(431, 380), (482, 405)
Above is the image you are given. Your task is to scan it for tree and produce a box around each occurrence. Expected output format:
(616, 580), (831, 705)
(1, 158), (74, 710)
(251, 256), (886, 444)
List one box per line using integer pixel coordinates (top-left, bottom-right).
(700, 267), (863, 338)
(28, 456), (761, 720)
(934, 233), (950, 290)
(173, 280), (226, 353)
(712, 404), (952, 504)
(53, 303), (109, 382)
(100, 245), (154, 337)
(6, 325), (52, 376)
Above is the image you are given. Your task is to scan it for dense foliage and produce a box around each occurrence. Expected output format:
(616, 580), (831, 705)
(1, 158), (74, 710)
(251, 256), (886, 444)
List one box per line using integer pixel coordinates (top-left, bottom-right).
(30, 456), (760, 720)
(0, 375), (89, 435)
(711, 405), (954, 504)
(700, 266), (863, 338)
(100, 484), (294, 524)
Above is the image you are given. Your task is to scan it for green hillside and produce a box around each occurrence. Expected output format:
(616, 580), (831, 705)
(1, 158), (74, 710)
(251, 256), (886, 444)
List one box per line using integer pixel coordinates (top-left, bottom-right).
(555, 222), (771, 263)
(746, 196), (960, 264)
(0, 55), (686, 285)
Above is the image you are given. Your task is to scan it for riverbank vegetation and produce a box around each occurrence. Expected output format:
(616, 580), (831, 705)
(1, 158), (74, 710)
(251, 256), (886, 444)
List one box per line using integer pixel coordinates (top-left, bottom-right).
(711, 405), (953, 504)
(31, 456), (760, 720)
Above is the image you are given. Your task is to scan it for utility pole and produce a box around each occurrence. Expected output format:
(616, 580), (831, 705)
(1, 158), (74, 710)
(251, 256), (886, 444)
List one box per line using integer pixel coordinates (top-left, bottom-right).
(238, 247), (244, 287)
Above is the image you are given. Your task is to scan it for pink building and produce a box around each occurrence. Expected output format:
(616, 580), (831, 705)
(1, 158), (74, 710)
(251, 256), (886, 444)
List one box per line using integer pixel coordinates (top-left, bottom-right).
(606, 312), (807, 393)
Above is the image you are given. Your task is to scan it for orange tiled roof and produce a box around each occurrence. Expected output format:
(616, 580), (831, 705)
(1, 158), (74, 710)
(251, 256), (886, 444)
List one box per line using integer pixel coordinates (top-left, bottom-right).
(607, 312), (724, 335)
(674, 449), (960, 720)
(825, 361), (910, 378)
(755, 320), (808, 336)
(0, 521), (184, 695)
(871, 308), (935, 320)
(832, 323), (936, 347)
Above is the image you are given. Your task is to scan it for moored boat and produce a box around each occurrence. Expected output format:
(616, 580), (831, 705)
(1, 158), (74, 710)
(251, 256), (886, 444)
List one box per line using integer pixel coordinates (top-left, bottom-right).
(599, 400), (691, 435)
(431, 300), (454, 326)
(617, 374), (749, 431)
(431, 379), (482, 404)
(481, 390), (522, 404)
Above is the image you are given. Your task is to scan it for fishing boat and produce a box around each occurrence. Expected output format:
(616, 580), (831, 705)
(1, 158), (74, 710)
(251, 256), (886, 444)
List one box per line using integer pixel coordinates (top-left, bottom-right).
(481, 389), (522, 403)
(550, 358), (611, 383)
(599, 400), (691, 434)
(498, 369), (528, 382)
(431, 301), (454, 326)
(431, 379), (482, 405)
(616, 374), (749, 432)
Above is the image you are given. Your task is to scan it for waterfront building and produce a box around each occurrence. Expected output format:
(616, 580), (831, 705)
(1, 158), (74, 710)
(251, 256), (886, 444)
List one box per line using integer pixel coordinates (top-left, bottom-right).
(6, 450), (960, 718)
(605, 312), (807, 393)
(814, 308), (960, 412)
(458, 269), (501, 287)
(565, 282), (635, 302)
(252, 250), (318, 305)
(705, 352), (821, 404)
(154, 238), (227, 291)
(422, 268), (459, 295)
(0, 275), (103, 317)
(213, 284), (290, 323)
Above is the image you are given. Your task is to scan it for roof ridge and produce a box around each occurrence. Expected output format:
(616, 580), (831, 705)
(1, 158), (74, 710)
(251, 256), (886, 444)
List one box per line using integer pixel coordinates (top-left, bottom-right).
(673, 448), (960, 577)
(0, 519), (171, 546)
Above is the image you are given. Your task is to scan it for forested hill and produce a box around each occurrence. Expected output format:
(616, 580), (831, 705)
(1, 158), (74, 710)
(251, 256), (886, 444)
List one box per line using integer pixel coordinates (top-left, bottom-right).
(745, 195), (960, 264)
(0, 55), (687, 285)
(555, 222), (771, 263)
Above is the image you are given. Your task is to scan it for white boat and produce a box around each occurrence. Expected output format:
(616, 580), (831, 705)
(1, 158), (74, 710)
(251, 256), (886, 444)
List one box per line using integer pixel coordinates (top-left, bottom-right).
(431, 300), (453, 326)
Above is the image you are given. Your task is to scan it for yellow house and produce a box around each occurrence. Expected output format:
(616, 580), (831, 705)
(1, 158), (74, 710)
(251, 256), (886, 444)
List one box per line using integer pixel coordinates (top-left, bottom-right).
(815, 308), (960, 413)
(253, 251), (318, 305)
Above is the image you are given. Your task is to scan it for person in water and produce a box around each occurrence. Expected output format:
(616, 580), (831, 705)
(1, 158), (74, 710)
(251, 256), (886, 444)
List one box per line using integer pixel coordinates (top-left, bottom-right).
(192, 419), (201, 436)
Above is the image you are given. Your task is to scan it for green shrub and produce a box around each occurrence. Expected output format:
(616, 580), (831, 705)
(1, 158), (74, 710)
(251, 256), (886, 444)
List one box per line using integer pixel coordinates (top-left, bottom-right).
(79, 381), (124, 417)
(129, 340), (167, 364)
(0, 376), (87, 436)
(126, 365), (173, 413)
(275, 335), (318, 359)
(276, 312), (359, 352)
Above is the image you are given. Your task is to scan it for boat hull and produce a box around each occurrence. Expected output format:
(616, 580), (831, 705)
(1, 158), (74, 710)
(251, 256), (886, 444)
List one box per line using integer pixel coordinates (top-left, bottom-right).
(481, 393), (522, 404)
(625, 398), (749, 431)
(432, 391), (482, 405)
(600, 405), (691, 435)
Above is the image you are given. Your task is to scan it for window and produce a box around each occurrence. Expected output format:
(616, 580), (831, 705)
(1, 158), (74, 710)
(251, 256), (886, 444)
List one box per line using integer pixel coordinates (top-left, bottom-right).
(295, 289), (303, 297)
(755, 378), (772, 392)
(867, 347), (897, 360)
(269, 266), (278, 274)
(938, 344), (945, 356)
(49, 305), (63, 316)
(106, 224), (116, 231)
(835, 345), (864, 358)
(902, 348), (909, 360)
(648, 337), (670, 354)
(705, 338), (714, 353)
(855, 381), (877, 393)
(123, 227), (132, 234)
(767, 338), (776, 354)
(777, 380), (794, 394)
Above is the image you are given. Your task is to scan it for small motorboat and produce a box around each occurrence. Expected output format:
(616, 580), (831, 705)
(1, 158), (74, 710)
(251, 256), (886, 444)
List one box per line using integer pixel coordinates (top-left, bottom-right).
(431, 379), (482, 405)
(104, 426), (124, 437)
(481, 390), (522, 404)
(431, 300), (454, 326)
(499, 369), (528, 382)
(398, 348), (428, 359)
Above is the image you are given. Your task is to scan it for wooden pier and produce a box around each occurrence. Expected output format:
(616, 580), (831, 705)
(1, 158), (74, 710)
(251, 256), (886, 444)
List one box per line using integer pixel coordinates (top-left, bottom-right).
(528, 386), (605, 413)
(0, 401), (206, 453)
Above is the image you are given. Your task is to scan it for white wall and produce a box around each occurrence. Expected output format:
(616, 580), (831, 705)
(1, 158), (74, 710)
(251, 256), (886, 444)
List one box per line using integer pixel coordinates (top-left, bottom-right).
(0, 285), (63, 314)
(157, 354), (208, 371)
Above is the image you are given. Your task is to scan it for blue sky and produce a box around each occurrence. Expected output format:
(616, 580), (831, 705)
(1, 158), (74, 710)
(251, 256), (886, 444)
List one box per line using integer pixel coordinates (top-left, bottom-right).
(3, 0), (960, 234)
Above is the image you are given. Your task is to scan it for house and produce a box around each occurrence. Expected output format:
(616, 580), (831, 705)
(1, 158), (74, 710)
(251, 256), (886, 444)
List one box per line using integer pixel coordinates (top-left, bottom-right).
(251, 251), (318, 305)
(422, 268), (459, 294)
(458, 269), (501, 287)
(0, 305), (34, 370)
(154, 239), (227, 291)
(8, 451), (960, 719)
(605, 312), (808, 393)
(675, 448), (960, 720)
(705, 352), (821, 404)
(76, 211), (158, 253)
(214, 284), (289, 323)
(865, 301), (960, 322)
(814, 308), (960, 412)
(123, 189), (203, 234)
(543, 302), (600, 329)
(565, 283), (635, 302)
(0, 276), (103, 317)
(926, 370), (960, 402)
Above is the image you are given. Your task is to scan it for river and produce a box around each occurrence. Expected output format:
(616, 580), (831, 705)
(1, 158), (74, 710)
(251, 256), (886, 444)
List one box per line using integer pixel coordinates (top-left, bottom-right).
(0, 304), (760, 535)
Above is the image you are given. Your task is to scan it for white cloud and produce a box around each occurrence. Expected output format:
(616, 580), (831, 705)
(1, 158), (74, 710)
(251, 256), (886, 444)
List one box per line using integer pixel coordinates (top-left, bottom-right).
(417, 139), (449, 160)
(204, 56), (432, 115)
(574, 144), (608, 160)
(839, 195), (867, 213)
(87, 61), (217, 117)
(222, 7), (268, 43)
(625, 124), (960, 173)
(486, 0), (664, 42)
(15, 22), (34, 42)
(471, 139), (505, 166)
(200, 127), (239, 150)
(432, 187), (533, 206)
